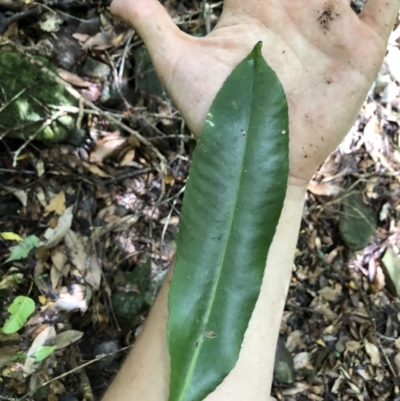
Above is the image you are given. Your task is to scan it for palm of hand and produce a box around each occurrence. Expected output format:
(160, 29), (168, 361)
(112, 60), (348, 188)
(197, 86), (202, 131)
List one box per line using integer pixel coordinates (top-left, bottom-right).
(111, 0), (398, 186)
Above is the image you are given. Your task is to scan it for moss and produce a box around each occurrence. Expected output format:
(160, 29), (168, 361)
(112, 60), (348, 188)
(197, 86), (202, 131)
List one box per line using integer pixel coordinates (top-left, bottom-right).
(0, 51), (78, 143)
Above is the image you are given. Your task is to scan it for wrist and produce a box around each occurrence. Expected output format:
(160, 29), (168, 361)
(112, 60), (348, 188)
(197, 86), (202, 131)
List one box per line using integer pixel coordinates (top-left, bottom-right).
(203, 183), (306, 401)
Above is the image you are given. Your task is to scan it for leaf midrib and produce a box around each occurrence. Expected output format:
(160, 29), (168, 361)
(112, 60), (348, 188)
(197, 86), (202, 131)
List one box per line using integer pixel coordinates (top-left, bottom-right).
(176, 60), (257, 401)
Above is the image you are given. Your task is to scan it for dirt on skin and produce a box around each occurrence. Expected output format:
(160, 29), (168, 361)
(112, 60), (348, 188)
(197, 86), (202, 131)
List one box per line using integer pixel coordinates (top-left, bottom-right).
(317, 1), (340, 31)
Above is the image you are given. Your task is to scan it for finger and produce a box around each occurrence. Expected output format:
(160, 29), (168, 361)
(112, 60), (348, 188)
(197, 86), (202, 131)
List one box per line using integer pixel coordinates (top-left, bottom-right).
(110, 0), (191, 103)
(110, 0), (189, 70)
(359, 0), (400, 40)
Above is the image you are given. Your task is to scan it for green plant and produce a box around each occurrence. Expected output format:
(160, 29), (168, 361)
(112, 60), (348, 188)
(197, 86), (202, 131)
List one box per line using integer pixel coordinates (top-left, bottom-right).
(2, 295), (35, 334)
(167, 43), (289, 401)
(5, 235), (39, 263)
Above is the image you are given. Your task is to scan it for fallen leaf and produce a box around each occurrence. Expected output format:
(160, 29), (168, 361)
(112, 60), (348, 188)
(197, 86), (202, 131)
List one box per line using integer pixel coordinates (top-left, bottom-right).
(0, 232), (23, 241)
(35, 160), (45, 177)
(308, 180), (342, 196)
(286, 330), (306, 352)
(365, 339), (380, 367)
(55, 330), (84, 350)
(58, 69), (91, 88)
(50, 249), (68, 273)
(50, 266), (62, 289)
(44, 207), (73, 249)
(24, 326), (56, 375)
(0, 274), (23, 291)
(346, 341), (361, 352)
(72, 32), (90, 43)
(381, 246), (400, 296)
(89, 133), (126, 163)
(159, 216), (180, 225)
(82, 162), (111, 178)
(0, 346), (20, 369)
(64, 230), (86, 274)
(33, 345), (56, 362)
(394, 352), (400, 376)
(5, 236), (39, 263)
(85, 245), (102, 290)
(120, 149), (135, 166)
(45, 192), (66, 216)
(2, 296), (35, 334)
(3, 186), (27, 207)
(318, 286), (341, 302)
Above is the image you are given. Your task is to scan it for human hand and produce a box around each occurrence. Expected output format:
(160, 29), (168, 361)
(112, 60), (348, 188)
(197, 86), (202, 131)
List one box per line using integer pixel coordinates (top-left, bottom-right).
(110, 0), (399, 187)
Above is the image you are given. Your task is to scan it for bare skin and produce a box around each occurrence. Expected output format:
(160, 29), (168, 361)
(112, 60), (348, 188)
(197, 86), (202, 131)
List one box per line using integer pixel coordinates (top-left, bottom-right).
(103, 1), (400, 400)
(111, 0), (399, 186)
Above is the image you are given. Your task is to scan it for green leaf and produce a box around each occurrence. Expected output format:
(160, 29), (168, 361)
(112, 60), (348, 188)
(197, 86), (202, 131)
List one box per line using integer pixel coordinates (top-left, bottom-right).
(381, 246), (400, 296)
(2, 296), (35, 334)
(167, 42), (289, 401)
(33, 345), (56, 362)
(5, 235), (39, 263)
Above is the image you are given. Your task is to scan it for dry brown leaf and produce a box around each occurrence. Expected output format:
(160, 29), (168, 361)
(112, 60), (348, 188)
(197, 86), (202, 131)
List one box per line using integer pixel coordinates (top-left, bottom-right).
(120, 149), (136, 166)
(58, 69), (91, 88)
(90, 133), (126, 163)
(345, 341), (361, 352)
(24, 325), (56, 375)
(318, 286), (341, 302)
(0, 346), (20, 369)
(394, 352), (400, 376)
(159, 216), (180, 225)
(3, 186), (27, 207)
(0, 273), (23, 291)
(83, 31), (114, 50)
(308, 180), (342, 196)
(85, 243), (102, 290)
(365, 339), (381, 367)
(72, 33), (90, 43)
(50, 266), (62, 289)
(45, 192), (66, 216)
(64, 230), (86, 275)
(82, 162), (111, 178)
(44, 207), (73, 249)
(55, 330), (84, 350)
(286, 330), (306, 352)
(51, 249), (68, 273)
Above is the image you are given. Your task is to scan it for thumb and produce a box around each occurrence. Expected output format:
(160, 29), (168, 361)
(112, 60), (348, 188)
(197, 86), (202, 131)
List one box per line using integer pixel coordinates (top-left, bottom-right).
(359, 0), (400, 41)
(110, 0), (189, 82)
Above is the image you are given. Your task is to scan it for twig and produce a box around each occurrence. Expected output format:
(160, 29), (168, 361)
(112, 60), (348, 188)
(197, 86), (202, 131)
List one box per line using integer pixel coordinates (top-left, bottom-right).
(0, 167), (36, 175)
(203, 0), (211, 34)
(2, 39), (168, 173)
(0, 87), (29, 113)
(161, 196), (179, 248)
(148, 134), (192, 141)
(158, 185), (186, 205)
(35, 2), (91, 22)
(119, 30), (135, 83)
(103, 167), (154, 185)
(18, 344), (134, 401)
(12, 111), (64, 167)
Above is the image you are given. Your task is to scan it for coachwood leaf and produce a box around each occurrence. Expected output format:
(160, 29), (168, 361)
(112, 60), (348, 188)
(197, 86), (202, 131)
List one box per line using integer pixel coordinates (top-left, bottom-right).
(167, 42), (289, 401)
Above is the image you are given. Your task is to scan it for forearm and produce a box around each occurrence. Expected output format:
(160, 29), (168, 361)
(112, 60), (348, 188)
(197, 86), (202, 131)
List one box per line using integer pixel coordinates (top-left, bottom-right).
(102, 183), (306, 401)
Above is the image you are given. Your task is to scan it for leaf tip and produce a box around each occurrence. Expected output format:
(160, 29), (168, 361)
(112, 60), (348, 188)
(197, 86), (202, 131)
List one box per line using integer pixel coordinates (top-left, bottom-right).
(246, 42), (263, 66)
(254, 41), (263, 55)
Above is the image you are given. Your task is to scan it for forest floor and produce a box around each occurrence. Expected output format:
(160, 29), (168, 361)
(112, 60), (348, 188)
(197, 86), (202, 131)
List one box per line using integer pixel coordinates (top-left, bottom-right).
(1, 1), (400, 400)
